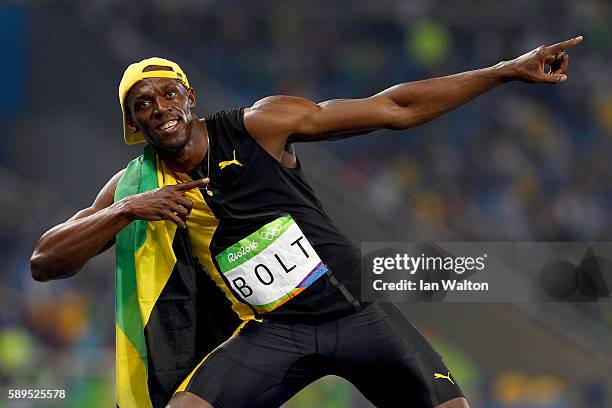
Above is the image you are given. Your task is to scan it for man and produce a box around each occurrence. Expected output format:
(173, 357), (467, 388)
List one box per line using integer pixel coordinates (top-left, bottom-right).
(30, 36), (582, 408)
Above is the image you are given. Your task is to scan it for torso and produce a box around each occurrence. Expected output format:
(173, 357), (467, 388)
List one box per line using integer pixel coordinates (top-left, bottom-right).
(187, 108), (363, 322)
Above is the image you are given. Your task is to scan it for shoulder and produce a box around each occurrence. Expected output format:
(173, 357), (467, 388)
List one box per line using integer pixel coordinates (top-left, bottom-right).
(243, 95), (319, 141)
(246, 95), (317, 117)
(96, 168), (126, 207)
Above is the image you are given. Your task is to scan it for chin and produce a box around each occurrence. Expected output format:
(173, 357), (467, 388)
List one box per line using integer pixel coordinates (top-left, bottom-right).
(148, 131), (190, 153)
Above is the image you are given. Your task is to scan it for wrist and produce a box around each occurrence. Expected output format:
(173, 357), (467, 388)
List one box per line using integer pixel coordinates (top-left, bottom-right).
(490, 60), (517, 83)
(113, 197), (136, 222)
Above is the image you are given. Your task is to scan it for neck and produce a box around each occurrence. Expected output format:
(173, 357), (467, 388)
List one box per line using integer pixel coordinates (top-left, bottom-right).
(157, 116), (208, 173)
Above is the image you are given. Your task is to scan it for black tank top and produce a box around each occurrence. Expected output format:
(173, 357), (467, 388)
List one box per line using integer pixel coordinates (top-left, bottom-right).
(188, 108), (362, 322)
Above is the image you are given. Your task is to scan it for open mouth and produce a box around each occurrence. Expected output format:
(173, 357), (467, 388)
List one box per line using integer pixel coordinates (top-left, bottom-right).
(156, 119), (180, 133)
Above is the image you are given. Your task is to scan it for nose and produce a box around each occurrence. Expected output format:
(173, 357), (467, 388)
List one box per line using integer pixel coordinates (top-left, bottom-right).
(153, 96), (172, 117)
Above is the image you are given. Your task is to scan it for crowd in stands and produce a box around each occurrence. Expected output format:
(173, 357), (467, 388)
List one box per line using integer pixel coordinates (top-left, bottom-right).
(1, 1), (610, 406)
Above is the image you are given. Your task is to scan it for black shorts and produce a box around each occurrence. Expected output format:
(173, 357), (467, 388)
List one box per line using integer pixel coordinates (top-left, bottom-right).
(176, 302), (464, 408)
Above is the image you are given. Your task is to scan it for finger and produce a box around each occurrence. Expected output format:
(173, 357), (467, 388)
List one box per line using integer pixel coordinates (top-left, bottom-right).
(173, 178), (209, 191)
(177, 197), (194, 212)
(547, 52), (568, 72)
(171, 203), (190, 217)
(549, 54), (569, 75)
(164, 210), (187, 228)
(539, 73), (567, 83)
(546, 35), (583, 52)
(544, 52), (558, 64)
(559, 53), (569, 74)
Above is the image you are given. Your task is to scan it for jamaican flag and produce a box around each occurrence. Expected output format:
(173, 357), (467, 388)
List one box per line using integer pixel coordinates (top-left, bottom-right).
(114, 146), (248, 408)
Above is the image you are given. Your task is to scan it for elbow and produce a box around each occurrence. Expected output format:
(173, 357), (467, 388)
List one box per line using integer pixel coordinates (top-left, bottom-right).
(30, 253), (51, 281)
(30, 253), (69, 282)
(387, 107), (431, 130)
(384, 101), (415, 130)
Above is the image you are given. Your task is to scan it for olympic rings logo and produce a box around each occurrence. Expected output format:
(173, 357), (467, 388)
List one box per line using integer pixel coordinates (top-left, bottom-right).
(260, 223), (283, 241)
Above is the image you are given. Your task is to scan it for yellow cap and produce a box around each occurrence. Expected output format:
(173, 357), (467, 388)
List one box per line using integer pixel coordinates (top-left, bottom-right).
(118, 57), (190, 145)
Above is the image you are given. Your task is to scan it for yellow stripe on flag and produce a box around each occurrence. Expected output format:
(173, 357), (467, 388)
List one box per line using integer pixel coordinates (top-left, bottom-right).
(116, 324), (153, 408)
(134, 220), (178, 327)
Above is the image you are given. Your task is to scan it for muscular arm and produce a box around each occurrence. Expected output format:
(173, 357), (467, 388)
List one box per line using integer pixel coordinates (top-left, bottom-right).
(30, 170), (130, 281)
(244, 36), (582, 157)
(30, 170), (208, 282)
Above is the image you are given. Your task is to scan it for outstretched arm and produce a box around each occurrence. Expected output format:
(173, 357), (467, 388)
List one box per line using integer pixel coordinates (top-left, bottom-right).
(244, 36), (582, 154)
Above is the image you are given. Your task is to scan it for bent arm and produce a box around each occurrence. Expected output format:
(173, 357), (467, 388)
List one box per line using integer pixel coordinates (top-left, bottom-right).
(30, 170), (208, 282)
(30, 169), (129, 281)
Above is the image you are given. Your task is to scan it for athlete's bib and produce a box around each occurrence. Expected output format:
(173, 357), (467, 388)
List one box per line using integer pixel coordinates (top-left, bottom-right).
(216, 215), (328, 313)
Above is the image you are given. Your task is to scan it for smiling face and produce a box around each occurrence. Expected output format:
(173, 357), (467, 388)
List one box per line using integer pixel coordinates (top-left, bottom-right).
(124, 76), (197, 152)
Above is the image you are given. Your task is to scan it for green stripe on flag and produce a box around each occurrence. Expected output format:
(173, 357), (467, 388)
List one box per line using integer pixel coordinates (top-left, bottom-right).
(115, 146), (158, 367)
(216, 215), (294, 273)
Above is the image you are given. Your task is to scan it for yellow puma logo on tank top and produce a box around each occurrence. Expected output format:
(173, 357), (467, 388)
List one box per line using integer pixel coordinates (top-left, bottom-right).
(219, 150), (243, 169)
(433, 371), (455, 384)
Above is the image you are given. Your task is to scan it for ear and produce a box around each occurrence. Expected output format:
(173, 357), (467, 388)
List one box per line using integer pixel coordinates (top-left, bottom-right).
(187, 87), (196, 109)
(125, 113), (138, 133)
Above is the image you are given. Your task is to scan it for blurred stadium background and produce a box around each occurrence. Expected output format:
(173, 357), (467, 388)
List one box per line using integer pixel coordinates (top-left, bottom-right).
(1, 1), (611, 407)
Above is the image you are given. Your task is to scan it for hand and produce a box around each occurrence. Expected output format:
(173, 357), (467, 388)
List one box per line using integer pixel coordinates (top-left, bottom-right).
(123, 178), (209, 228)
(508, 36), (583, 84)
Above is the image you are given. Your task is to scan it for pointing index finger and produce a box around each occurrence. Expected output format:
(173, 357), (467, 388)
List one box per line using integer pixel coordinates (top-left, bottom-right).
(174, 178), (209, 191)
(547, 36), (583, 52)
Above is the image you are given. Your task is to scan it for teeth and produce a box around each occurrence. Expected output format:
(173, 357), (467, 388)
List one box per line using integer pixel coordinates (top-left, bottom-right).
(160, 120), (178, 130)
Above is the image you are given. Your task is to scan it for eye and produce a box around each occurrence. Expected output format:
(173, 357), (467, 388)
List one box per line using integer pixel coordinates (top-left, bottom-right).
(135, 100), (151, 110)
(166, 90), (177, 98)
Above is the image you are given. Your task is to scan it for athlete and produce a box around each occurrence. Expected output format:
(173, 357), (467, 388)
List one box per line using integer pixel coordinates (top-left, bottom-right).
(30, 36), (582, 408)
